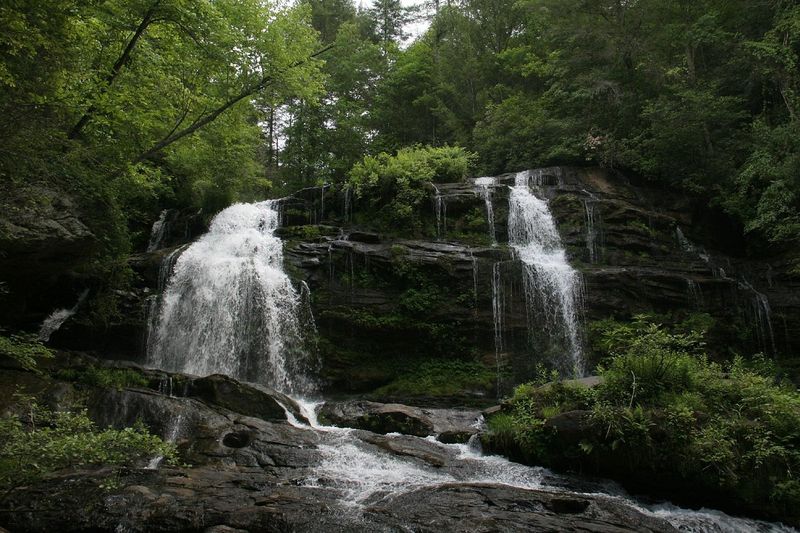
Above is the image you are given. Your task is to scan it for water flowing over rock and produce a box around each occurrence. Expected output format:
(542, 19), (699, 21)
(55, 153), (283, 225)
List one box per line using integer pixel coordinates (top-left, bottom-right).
(37, 289), (89, 342)
(474, 176), (497, 245)
(508, 170), (584, 376)
(147, 201), (316, 396)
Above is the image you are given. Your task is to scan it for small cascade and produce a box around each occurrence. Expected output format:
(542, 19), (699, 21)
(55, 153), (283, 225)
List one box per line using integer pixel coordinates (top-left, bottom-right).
(432, 184), (446, 239)
(37, 289), (89, 342)
(676, 227), (777, 355)
(147, 201), (316, 396)
(508, 170), (584, 376)
(491, 262), (504, 394)
(146, 411), (186, 469)
(686, 279), (703, 308)
(675, 227), (712, 267)
(584, 199), (603, 263)
(474, 177), (497, 245)
(740, 280), (777, 355)
(469, 251), (479, 308)
(320, 184), (327, 223)
(147, 210), (169, 252)
(342, 185), (352, 223)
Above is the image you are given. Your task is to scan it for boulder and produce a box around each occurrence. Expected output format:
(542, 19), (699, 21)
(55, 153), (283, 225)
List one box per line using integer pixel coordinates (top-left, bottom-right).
(318, 400), (481, 443)
(319, 400), (434, 437)
(186, 374), (308, 424)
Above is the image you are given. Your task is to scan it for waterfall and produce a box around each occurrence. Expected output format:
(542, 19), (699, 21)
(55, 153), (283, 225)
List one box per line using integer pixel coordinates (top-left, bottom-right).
(584, 200), (603, 263)
(491, 262), (505, 394)
(147, 210), (169, 252)
(686, 279), (703, 308)
(432, 185), (446, 239)
(474, 177), (497, 245)
(508, 171), (584, 376)
(343, 185), (352, 223)
(38, 289), (89, 342)
(676, 226), (777, 355)
(147, 201), (316, 396)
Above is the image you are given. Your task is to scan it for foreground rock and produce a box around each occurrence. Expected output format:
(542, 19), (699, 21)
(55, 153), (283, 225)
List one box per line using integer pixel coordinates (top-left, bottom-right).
(2, 468), (679, 533)
(0, 358), (772, 532)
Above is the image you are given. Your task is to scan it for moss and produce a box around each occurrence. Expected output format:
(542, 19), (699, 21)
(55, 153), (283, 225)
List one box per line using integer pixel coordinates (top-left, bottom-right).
(55, 366), (149, 391)
(372, 359), (496, 398)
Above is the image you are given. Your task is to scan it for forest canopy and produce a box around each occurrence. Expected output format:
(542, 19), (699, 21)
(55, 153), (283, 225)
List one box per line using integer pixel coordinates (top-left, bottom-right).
(1, 0), (799, 262)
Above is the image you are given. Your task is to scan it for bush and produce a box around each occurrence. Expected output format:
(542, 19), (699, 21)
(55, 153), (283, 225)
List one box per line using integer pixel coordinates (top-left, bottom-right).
(55, 366), (149, 390)
(0, 334), (53, 372)
(374, 359), (495, 398)
(484, 317), (800, 524)
(0, 398), (176, 501)
(347, 145), (477, 232)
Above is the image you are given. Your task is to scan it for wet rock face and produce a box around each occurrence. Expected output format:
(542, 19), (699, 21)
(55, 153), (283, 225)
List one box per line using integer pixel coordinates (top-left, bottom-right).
(318, 400), (480, 443)
(2, 469), (678, 533)
(0, 186), (96, 328)
(34, 166), (800, 395)
(1, 366), (677, 533)
(276, 167), (799, 394)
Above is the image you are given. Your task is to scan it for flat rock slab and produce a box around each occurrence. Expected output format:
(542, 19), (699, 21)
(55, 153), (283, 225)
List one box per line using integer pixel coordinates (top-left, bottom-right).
(1, 468), (678, 533)
(319, 400), (481, 443)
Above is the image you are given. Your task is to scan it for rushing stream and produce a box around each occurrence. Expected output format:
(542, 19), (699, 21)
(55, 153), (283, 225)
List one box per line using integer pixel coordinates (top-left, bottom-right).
(146, 199), (793, 532)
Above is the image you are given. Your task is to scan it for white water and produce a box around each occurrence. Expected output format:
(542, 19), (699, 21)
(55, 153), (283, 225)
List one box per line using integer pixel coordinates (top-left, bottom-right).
(146, 411), (185, 469)
(491, 262), (504, 394)
(144, 198), (793, 531)
(508, 170), (584, 376)
(584, 199), (602, 263)
(284, 399), (793, 531)
(474, 177), (497, 245)
(432, 184), (446, 239)
(147, 201), (315, 395)
(38, 289), (89, 342)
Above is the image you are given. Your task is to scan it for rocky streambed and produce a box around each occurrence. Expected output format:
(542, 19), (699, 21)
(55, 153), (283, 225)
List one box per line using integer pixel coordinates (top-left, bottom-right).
(1, 356), (794, 533)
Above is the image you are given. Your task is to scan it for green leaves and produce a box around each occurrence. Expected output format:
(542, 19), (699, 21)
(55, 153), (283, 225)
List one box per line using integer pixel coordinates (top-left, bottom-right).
(0, 399), (177, 497)
(0, 334), (53, 372)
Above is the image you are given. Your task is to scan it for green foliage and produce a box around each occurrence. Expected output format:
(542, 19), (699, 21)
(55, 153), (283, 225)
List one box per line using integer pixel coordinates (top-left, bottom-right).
(374, 359), (495, 398)
(0, 398), (176, 498)
(347, 145), (477, 232)
(1, 0), (325, 274)
(485, 317), (800, 523)
(0, 334), (53, 372)
(56, 366), (149, 391)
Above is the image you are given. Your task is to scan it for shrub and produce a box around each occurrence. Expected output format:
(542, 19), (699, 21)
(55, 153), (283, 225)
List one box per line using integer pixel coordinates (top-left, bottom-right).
(56, 366), (149, 390)
(0, 398), (176, 502)
(347, 145), (477, 232)
(0, 334), (53, 372)
(484, 317), (800, 524)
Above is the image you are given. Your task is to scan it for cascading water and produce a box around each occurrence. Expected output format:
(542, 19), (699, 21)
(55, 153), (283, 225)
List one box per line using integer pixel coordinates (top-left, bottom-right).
(147, 200), (316, 396)
(491, 262), (505, 394)
(38, 289), (89, 342)
(474, 177), (497, 245)
(147, 209), (169, 252)
(508, 170), (584, 376)
(432, 184), (446, 239)
(584, 199), (603, 263)
(676, 226), (777, 355)
(140, 194), (792, 532)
